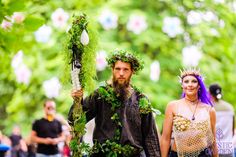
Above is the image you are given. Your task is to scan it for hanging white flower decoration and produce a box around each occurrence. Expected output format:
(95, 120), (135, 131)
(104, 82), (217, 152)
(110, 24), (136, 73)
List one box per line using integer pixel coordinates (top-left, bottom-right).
(98, 9), (118, 30)
(127, 15), (148, 34)
(34, 25), (52, 43)
(14, 64), (31, 85)
(187, 11), (202, 25)
(51, 8), (69, 28)
(150, 61), (161, 82)
(162, 16), (184, 38)
(80, 29), (89, 45)
(1, 19), (12, 30)
(182, 45), (202, 67)
(96, 50), (107, 71)
(12, 12), (25, 24)
(11, 50), (24, 69)
(43, 77), (61, 98)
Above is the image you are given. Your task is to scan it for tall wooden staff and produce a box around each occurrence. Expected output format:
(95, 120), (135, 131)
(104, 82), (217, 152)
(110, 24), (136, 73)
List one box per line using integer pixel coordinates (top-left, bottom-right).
(66, 14), (97, 157)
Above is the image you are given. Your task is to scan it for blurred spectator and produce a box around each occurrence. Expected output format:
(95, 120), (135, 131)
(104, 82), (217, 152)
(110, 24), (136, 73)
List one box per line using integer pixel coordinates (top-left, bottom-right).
(9, 125), (28, 157)
(55, 114), (71, 157)
(25, 136), (36, 157)
(0, 131), (11, 157)
(31, 100), (65, 157)
(209, 83), (234, 157)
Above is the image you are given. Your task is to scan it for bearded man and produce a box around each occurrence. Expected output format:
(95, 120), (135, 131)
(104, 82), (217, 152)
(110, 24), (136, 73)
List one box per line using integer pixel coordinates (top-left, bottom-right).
(68, 50), (161, 157)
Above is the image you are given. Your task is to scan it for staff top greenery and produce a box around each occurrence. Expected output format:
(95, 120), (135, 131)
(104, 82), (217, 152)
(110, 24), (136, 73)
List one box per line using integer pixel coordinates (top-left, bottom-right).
(0, 0), (236, 135)
(66, 14), (97, 93)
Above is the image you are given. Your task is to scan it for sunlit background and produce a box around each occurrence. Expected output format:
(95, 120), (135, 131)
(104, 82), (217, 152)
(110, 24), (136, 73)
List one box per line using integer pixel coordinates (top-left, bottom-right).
(1, 0), (236, 137)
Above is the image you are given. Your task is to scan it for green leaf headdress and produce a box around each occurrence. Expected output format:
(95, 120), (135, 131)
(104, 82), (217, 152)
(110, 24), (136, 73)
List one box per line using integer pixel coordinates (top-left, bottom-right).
(106, 49), (144, 74)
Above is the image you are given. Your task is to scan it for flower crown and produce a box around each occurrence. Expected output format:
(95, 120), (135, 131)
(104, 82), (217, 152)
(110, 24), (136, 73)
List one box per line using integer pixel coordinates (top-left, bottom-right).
(179, 67), (201, 80)
(107, 49), (144, 73)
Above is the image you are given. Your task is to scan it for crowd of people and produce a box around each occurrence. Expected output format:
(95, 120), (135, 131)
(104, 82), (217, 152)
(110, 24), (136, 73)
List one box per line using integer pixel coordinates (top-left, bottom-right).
(1, 49), (236, 157)
(0, 100), (72, 157)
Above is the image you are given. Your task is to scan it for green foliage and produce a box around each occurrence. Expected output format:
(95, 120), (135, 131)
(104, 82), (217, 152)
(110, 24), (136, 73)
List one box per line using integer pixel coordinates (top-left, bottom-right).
(65, 14), (97, 93)
(107, 49), (144, 73)
(0, 0), (236, 141)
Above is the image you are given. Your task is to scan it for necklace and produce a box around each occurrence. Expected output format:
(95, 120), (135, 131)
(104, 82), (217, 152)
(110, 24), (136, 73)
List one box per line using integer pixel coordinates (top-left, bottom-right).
(185, 98), (199, 121)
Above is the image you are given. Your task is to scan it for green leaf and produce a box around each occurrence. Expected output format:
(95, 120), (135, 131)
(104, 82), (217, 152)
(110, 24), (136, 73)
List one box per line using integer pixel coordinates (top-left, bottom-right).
(24, 15), (45, 31)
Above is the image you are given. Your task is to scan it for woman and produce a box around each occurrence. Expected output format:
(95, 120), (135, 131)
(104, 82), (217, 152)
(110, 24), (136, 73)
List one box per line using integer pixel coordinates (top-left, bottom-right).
(161, 68), (218, 157)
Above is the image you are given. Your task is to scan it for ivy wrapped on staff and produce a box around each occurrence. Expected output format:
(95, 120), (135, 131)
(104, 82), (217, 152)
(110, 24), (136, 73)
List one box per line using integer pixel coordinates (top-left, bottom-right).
(65, 14), (97, 157)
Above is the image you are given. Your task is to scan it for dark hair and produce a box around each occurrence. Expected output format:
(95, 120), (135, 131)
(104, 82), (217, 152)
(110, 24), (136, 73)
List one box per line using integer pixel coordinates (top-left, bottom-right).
(209, 83), (222, 100)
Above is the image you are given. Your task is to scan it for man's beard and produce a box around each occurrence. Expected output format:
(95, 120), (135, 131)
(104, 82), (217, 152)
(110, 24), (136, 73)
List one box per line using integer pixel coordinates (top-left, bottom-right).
(112, 77), (130, 102)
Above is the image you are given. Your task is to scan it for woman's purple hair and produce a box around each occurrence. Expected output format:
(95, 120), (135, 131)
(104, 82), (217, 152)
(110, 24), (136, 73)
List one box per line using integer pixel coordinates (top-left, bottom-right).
(181, 75), (213, 106)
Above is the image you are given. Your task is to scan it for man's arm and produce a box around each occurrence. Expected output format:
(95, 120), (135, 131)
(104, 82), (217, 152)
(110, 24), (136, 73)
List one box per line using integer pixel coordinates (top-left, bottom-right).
(141, 113), (161, 157)
(30, 130), (53, 145)
(69, 88), (101, 124)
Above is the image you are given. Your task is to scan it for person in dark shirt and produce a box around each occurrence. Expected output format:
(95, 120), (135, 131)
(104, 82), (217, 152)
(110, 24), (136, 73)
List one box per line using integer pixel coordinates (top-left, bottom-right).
(69, 50), (161, 157)
(31, 100), (65, 157)
(9, 125), (28, 157)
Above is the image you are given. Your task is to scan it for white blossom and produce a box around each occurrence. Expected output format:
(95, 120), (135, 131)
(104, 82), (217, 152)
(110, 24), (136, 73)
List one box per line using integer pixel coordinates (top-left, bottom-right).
(218, 19), (225, 28)
(202, 11), (218, 22)
(80, 29), (89, 45)
(210, 28), (220, 36)
(194, 1), (204, 8)
(14, 64), (31, 85)
(1, 20), (12, 30)
(12, 12), (25, 24)
(229, 2), (236, 13)
(182, 45), (202, 67)
(214, 0), (225, 4)
(127, 15), (148, 34)
(183, 32), (191, 44)
(11, 50), (24, 69)
(51, 8), (69, 28)
(43, 77), (61, 98)
(150, 61), (161, 82)
(187, 11), (202, 25)
(98, 9), (118, 30)
(34, 25), (52, 43)
(96, 50), (107, 71)
(162, 17), (183, 38)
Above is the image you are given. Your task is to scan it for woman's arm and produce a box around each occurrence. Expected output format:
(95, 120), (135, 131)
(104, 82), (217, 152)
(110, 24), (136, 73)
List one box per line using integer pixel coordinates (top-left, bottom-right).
(161, 102), (175, 157)
(209, 107), (219, 157)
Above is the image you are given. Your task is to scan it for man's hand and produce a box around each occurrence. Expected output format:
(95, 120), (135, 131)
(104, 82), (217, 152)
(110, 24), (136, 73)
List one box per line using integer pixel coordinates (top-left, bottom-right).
(71, 89), (83, 103)
(44, 138), (54, 145)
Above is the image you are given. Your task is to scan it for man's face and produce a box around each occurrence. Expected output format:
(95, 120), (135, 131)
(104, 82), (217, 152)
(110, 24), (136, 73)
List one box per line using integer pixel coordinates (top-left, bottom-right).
(44, 101), (56, 116)
(112, 61), (133, 85)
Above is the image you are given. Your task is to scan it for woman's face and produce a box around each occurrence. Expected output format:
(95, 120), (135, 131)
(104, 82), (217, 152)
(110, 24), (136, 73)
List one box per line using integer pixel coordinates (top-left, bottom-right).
(182, 75), (200, 97)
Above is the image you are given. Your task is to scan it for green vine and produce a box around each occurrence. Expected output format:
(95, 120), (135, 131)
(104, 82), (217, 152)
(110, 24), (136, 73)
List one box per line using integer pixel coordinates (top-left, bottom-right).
(65, 14), (97, 157)
(64, 14), (97, 93)
(89, 84), (158, 156)
(95, 85), (135, 156)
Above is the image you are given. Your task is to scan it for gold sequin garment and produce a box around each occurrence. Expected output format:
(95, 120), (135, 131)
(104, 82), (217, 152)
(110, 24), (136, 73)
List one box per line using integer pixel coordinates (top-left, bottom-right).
(173, 108), (214, 157)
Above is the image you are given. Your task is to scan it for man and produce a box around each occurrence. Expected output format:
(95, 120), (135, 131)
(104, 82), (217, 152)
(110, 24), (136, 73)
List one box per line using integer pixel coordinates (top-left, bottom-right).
(31, 100), (65, 157)
(69, 50), (161, 157)
(209, 83), (234, 157)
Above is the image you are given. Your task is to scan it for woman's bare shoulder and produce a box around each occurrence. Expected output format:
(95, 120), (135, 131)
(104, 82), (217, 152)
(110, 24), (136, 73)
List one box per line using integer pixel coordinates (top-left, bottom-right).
(166, 99), (182, 112)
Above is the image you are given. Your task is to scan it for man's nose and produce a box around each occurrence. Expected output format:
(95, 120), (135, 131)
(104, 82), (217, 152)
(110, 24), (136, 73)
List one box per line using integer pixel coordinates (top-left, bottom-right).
(119, 70), (124, 75)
